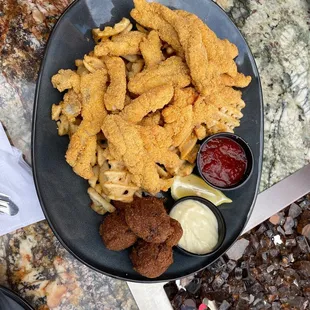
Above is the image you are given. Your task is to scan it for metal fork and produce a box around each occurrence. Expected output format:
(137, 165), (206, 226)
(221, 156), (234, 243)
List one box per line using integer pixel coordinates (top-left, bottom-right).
(0, 193), (19, 216)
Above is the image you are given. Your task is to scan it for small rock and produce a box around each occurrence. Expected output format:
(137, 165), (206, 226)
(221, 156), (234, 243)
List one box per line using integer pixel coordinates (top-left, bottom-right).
(226, 260), (237, 273)
(212, 275), (225, 290)
(219, 300), (231, 310)
(276, 226), (286, 235)
(226, 238), (250, 261)
(284, 216), (294, 234)
(285, 238), (297, 247)
(185, 278), (201, 294)
(288, 203), (302, 218)
(269, 213), (281, 225)
(293, 261), (310, 279)
(256, 224), (267, 235)
(301, 224), (310, 241)
(297, 210), (310, 233)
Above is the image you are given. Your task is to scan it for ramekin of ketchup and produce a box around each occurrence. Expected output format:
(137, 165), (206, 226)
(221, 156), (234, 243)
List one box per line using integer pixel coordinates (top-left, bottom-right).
(197, 133), (254, 190)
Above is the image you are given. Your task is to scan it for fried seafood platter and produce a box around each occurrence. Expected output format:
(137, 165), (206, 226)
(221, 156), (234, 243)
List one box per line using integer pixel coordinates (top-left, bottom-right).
(33, 0), (262, 281)
(51, 0), (251, 278)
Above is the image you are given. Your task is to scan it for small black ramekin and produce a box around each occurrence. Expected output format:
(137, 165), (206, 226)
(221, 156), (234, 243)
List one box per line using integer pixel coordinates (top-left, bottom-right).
(170, 196), (226, 257)
(197, 132), (254, 191)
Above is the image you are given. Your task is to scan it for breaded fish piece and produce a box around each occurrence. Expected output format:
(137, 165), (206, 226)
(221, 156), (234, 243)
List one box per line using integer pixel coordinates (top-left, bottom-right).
(73, 135), (97, 179)
(151, 3), (210, 95)
(176, 10), (238, 77)
(94, 31), (146, 57)
(162, 87), (197, 123)
(121, 84), (174, 123)
(62, 90), (82, 122)
(103, 56), (126, 111)
(128, 56), (190, 94)
(80, 69), (108, 132)
(140, 30), (164, 68)
(131, 0), (183, 56)
(139, 111), (162, 127)
(51, 69), (80, 93)
(220, 73), (252, 88)
(165, 105), (194, 147)
(139, 125), (182, 169)
(66, 69), (107, 169)
(102, 115), (173, 194)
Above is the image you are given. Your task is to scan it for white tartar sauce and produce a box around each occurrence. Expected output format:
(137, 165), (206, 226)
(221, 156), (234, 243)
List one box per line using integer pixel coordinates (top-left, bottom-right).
(170, 200), (219, 254)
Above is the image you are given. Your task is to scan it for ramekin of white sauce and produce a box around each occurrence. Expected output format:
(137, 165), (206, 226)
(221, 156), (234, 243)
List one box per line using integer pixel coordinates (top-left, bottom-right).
(169, 196), (225, 255)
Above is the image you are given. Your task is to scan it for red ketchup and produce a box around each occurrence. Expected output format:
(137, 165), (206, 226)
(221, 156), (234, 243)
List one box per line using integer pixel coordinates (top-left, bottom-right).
(199, 137), (247, 188)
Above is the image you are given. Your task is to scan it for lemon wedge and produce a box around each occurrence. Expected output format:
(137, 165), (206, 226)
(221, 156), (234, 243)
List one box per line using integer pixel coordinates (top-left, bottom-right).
(171, 174), (232, 206)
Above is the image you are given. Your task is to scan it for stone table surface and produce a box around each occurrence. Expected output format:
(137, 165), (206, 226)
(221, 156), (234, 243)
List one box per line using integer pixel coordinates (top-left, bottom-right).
(0, 0), (309, 309)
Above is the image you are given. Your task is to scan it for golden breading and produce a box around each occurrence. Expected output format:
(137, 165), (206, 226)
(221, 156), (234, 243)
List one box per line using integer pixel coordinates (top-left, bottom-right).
(151, 3), (210, 95)
(62, 90), (82, 122)
(139, 125), (182, 169)
(220, 73), (252, 88)
(140, 30), (164, 67)
(94, 31), (146, 57)
(73, 135), (97, 179)
(80, 69), (108, 132)
(51, 69), (80, 93)
(139, 111), (161, 126)
(101, 115), (173, 194)
(66, 70), (107, 168)
(162, 87), (197, 123)
(176, 10), (238, 77)
(103, 56), (126, 111)
(131, 0), (183, 56)
(165, 105), (193, 147)
(128, 56), (191, 94)
(121, 84), (174, 123)
(51, 0), (252, 212)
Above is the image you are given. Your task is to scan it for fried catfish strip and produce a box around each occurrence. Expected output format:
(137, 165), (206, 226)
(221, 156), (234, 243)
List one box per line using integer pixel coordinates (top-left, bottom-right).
(121, 84), (174, 123)
(176, 10), (238, 77)
(94, 31), (146, 57)
(80, 69), (108, 131)
(51, 69), (80, 93)
(103, 56), (126, 111)
(66, 69), (107, 169)
(102, 115), (173, 194)
(220, 73), (252, 88)
(139, 111), (161, 126)
(140, 30), (164, 68)
(151, 3), (210, 95)
(139, 125), (182, 169)
(162, 87), (197, 123)
(128, 56), (190, 94)
(131, 0), (183, 56)
(165, 105), (193, 147)
(73, 135), (97, 179)
(62, 90), (82, 122)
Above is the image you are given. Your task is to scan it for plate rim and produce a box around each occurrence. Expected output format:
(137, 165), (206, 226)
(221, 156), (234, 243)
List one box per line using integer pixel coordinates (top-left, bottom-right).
(0, 286), (34, 310)
(32, 0), (264, 282)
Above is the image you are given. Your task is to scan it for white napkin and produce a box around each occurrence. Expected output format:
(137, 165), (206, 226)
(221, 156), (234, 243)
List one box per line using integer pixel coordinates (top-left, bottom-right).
(0, 122), (44, 236)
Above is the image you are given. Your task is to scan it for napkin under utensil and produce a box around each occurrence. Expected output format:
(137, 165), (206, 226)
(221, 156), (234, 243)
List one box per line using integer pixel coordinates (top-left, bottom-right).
(0, 122), (44, 236)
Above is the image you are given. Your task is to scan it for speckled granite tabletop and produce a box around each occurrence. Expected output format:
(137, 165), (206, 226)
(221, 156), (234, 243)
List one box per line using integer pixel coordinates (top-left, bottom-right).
(0, 0), (309, 309)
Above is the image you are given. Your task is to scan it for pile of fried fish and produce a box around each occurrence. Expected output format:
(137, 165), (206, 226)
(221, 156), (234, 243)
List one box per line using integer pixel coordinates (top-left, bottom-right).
(51, 0), (251, 213)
